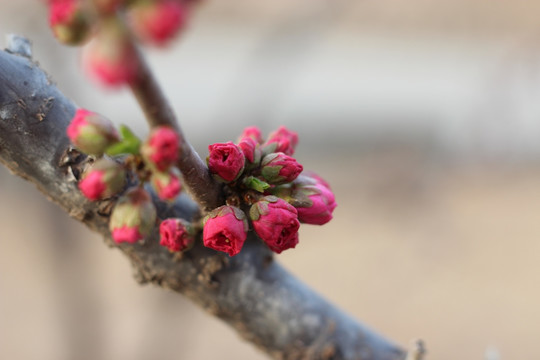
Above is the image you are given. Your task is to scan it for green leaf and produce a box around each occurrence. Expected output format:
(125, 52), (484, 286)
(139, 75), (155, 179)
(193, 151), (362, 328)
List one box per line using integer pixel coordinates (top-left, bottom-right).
(243, 176), (270, 193)
(105, 125), (141, 156)
(120, 125), (140, 143)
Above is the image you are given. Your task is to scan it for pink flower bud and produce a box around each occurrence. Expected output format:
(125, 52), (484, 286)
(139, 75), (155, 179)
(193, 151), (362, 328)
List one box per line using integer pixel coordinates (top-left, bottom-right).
(294, 182), (337, 225)
(280, 173), (337, 225)
(150, 167), (182, 201)
(49, 0), (92, 45)
(109, 188), (156, 244)
(203, 206), (248, 257)
(79, 158), (126, 201)
(249, 196), (300, 254)
(159, 218), (193, 252)
(237, 127), (263, 166)
(264, 126), (298, 156)
(66, 108), (120, 155)
(302, 170), (331, 189)
(141, 126), (180, 171)
(238, 126), (263, 144)
(111, 226), (142, 243)
(83, 19), (138, 87)
(129, 0), (187, 46)
(237, 136), (261, 164)
(261, 152), (303, 184)
(207, 142), (245, 182)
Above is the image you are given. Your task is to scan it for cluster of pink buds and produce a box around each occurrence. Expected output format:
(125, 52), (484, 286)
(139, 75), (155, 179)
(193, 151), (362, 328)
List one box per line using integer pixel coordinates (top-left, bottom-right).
(46, 0), (193, 87)
(67, 108), (183, 244)
(55, 4), (336, 257)
(201, 126), (337, 256)
(67, 115), (336, 255)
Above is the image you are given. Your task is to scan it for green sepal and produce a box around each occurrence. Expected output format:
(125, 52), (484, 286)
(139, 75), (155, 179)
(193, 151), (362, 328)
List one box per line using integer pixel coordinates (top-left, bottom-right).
(270, 184), (292, 198)
(248, 196), (278, 220)
(261, 142), (278, 157)
(261, 165), (283, 183)
(263, 195), (279, 203)
(231, 206), (247, 222)
(249, 203), (262, 221)
(109, 188), (157, 237)
(204, 205), (247, 226)
(289, 187), (314, 208)
(105, 125), (141, 156)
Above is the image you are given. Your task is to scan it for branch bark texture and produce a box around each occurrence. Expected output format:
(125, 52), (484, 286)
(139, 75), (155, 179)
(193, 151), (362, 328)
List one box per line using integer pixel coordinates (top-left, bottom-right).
(0, 41), (406, 360)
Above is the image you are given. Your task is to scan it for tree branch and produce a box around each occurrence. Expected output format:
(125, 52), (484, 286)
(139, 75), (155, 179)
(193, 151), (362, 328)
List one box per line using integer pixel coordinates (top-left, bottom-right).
(0, 38), (406, 360)
(130, 45), (224, 213)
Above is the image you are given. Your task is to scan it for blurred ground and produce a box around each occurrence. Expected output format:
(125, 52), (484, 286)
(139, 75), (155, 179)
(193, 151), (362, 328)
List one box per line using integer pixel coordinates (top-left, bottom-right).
(2, 0), (540, 359)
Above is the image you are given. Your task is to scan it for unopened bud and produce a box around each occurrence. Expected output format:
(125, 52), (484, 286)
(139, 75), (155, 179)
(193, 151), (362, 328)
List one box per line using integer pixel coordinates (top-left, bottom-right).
(286, 173), (337, 225)
(141, 126), (180, 171)
(207, 142), (245, 182)
(263, 126), (298, 156)
(79, 158), (125, 201)
(150, 167), (182, 201)
(109, 188), (156, 244)
(302, 170), (331, 189)
(249, 196), (300, 254)
(83, 18), (138, 87)
(159, 218), (194, 252)
(66, 108), (120, 155)
(129, 0), (187, 46)
(261, 152), (303, 184)
(237, 136), (261, 165)
(203, 205), (248, 257)
(238, 126), (263, 144)
(49, 0), (92, 45)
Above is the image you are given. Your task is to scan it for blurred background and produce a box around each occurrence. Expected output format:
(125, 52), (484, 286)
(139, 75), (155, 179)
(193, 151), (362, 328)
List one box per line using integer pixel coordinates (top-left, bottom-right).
(1, 0), (540, 359)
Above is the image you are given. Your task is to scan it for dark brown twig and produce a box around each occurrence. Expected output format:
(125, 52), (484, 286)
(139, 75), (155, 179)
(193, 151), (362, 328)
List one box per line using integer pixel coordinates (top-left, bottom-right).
(129, 45), (224, 213)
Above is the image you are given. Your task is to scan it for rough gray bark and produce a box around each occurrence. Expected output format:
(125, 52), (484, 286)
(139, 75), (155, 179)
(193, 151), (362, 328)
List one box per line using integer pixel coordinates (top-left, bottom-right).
(0, 39), (406, 360)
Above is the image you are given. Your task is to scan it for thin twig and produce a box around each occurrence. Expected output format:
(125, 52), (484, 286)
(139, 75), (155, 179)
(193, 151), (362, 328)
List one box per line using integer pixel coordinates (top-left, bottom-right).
(129, 45), (223, 213)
